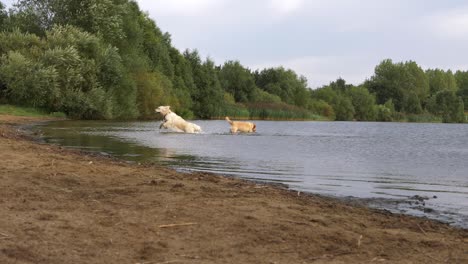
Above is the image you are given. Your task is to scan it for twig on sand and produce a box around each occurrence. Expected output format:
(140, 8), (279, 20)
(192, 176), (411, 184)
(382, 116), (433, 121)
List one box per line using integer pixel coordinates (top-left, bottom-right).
(417, 223), (427, 236)
(357, 234), (363, 248)
(158, 223), (197, 228)
(370, 257), (387, 262)
(0, 231), (11, 237)
(0, 231), (12, 240)
(309, 251), (352, 261)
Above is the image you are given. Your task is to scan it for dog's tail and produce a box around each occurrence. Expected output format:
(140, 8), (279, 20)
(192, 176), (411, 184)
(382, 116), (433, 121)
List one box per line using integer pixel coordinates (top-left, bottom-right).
(225, 116), (233, 124)
(252, 123), (256, 132)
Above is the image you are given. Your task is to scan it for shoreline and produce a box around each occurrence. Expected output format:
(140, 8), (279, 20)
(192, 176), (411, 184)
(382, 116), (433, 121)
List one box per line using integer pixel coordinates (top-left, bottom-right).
(1, 115), (467, 263)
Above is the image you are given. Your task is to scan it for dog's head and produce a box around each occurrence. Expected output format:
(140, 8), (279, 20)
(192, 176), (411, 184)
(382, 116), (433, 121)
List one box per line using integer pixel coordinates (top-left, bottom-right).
(155, 106), (172, 116)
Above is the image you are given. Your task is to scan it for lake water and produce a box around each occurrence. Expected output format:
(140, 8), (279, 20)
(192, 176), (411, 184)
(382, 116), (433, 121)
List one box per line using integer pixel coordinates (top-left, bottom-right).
(34, 120), (468, 228)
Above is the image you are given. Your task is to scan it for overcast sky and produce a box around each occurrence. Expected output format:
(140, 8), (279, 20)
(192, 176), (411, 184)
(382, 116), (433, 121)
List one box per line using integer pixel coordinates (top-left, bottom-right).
(3, 0), (468, 88)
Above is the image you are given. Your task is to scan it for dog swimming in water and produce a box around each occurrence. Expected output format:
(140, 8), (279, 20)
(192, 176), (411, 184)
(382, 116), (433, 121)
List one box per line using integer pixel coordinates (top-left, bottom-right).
(225, 116), (256, 133)
(155, 106), (201, 133)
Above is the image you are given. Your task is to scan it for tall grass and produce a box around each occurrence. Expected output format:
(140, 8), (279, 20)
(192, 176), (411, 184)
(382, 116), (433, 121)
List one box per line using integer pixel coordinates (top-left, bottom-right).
(212, 104), (251, 120)
(247, 103), (326, 121)
(211, 102), (326, 121)
(405, 113), (442, 123)
(0, 104), (66, 118)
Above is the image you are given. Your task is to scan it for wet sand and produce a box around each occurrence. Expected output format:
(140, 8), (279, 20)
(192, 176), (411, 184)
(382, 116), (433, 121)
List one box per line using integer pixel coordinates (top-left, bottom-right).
(0, 115), (467, 263)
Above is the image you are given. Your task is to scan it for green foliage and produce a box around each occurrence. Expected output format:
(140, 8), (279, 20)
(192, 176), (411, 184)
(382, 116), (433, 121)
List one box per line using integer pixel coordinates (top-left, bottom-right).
(405, 113), (442, 123)
(0, 51), (59, 108)
(376, 105), (392, 122)
(0, 2), (6, 26)
(307, 99), (335, 120)
(346, 86), (376, 121)
(0, 1), (464, 123)
(455, 70), (468, 107)
(184, 51), (225, 119)
(247, 102), (321, 120)
(0, 29), (44, 56)
(333, 96), (355, 121)
(0, 104), (65, 117)
(216, 97), (250, 119)
(254, 67), (309, 106)
(427, 90), (465, 123)
(426, 69), (458, 95)
(134, 71), (168, 119)
(365, 59), (428, 112)
(403, 92), (423, 114)
(251, 88), (282, 103)
(218, 60), (256, 103)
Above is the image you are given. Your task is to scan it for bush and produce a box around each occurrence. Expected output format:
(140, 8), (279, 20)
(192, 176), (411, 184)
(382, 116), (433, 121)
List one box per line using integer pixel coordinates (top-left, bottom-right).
(406, 113), (442, 123)
(0, 51), (59, 109)
(246, 102), (321, 120)
(307, 99), (335, 120)
(427, 90), (465, 123)
(376, 105), (392, 121)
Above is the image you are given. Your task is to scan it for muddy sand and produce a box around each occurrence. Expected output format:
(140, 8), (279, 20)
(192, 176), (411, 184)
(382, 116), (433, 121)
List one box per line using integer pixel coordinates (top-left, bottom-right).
(0, 115), (467, 264)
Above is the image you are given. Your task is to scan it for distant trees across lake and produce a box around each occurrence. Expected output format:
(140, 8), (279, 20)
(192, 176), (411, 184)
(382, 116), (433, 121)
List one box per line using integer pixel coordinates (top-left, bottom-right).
(0, 1), (466, 122)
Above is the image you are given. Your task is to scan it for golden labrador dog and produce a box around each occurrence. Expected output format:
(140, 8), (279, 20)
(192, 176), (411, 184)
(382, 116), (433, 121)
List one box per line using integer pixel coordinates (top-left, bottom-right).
(225, 116), (256, 133)
(155, 106), (202, 133)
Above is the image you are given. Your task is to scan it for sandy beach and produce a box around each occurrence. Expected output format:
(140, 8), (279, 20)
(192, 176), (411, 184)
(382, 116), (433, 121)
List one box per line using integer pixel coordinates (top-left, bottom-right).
(0, 115), (467, 264)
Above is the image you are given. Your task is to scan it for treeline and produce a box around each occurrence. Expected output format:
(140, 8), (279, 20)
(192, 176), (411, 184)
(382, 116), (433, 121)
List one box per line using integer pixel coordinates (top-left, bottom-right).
(0, 0), (317, 120)
(311, 60), (467, 123)
(0, 1), (466, 122)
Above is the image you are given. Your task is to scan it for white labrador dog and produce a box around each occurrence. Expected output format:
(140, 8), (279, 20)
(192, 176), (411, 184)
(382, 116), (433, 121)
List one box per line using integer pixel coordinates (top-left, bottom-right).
(155, 106), (201, 133)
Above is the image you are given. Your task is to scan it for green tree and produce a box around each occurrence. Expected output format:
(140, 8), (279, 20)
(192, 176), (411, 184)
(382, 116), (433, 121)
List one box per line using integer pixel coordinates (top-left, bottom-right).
(455, 70), (468, 107)
(366, 60), (428, 112)
(365, 59), (405, 110)
(426, 69), (458, 94)
(404, 61), (429, 102)
(254, 67), (310, 106)
(329, 77), (352, 92)
(346, 86), (376, 121)
(250, 87), (282, 103)
(307, 99), (335, 120)
(312, 85), (338, 103)
(184, 50), (224, 118)
(333, 96), (355, 121)
(218, 60), (256, 103)
(376, 105), (391, 121)
(403, 92), (423, 114)
(0, 51), (58, 108)
(0, 1), (7, 27)
(427, 90), (464, 123)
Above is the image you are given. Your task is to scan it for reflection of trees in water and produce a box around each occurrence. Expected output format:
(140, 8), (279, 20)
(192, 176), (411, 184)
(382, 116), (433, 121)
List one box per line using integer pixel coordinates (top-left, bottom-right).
(41, 122), (163, 163)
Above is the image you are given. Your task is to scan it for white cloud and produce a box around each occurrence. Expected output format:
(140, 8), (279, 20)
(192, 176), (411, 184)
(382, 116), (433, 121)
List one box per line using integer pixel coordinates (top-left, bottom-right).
(269, 0), (303, 15)
(425, 7), (468, 39)
(250, 55), (378, 89)
(137, 0), (223, 16)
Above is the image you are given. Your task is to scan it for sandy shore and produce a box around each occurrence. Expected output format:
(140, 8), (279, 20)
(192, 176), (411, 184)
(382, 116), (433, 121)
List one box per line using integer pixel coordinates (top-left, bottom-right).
(0, 115), (467, 264)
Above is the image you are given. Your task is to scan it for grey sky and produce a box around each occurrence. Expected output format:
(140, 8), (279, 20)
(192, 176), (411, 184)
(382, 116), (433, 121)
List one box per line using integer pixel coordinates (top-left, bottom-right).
(135, 0), (468, 88)
(3, 0), (468, 88)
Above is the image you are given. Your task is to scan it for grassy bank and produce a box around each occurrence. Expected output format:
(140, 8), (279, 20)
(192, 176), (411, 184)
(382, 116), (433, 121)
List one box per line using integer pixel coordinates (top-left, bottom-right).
(0, 104), (66, 118)
(212, 102), (329, 121)
(403, 113), (443, 123)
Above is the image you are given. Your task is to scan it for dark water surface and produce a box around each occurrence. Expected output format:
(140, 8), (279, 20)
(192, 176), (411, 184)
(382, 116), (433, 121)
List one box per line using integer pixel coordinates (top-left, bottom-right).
(35, 120), (468, 228)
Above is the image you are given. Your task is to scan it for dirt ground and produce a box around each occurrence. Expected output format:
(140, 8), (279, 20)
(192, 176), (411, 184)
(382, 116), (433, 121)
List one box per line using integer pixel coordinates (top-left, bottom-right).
(0, 115), (467, 264)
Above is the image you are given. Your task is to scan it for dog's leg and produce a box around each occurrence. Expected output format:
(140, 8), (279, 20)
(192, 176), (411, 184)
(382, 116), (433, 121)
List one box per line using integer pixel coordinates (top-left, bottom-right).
(159, 121), (167, 129)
